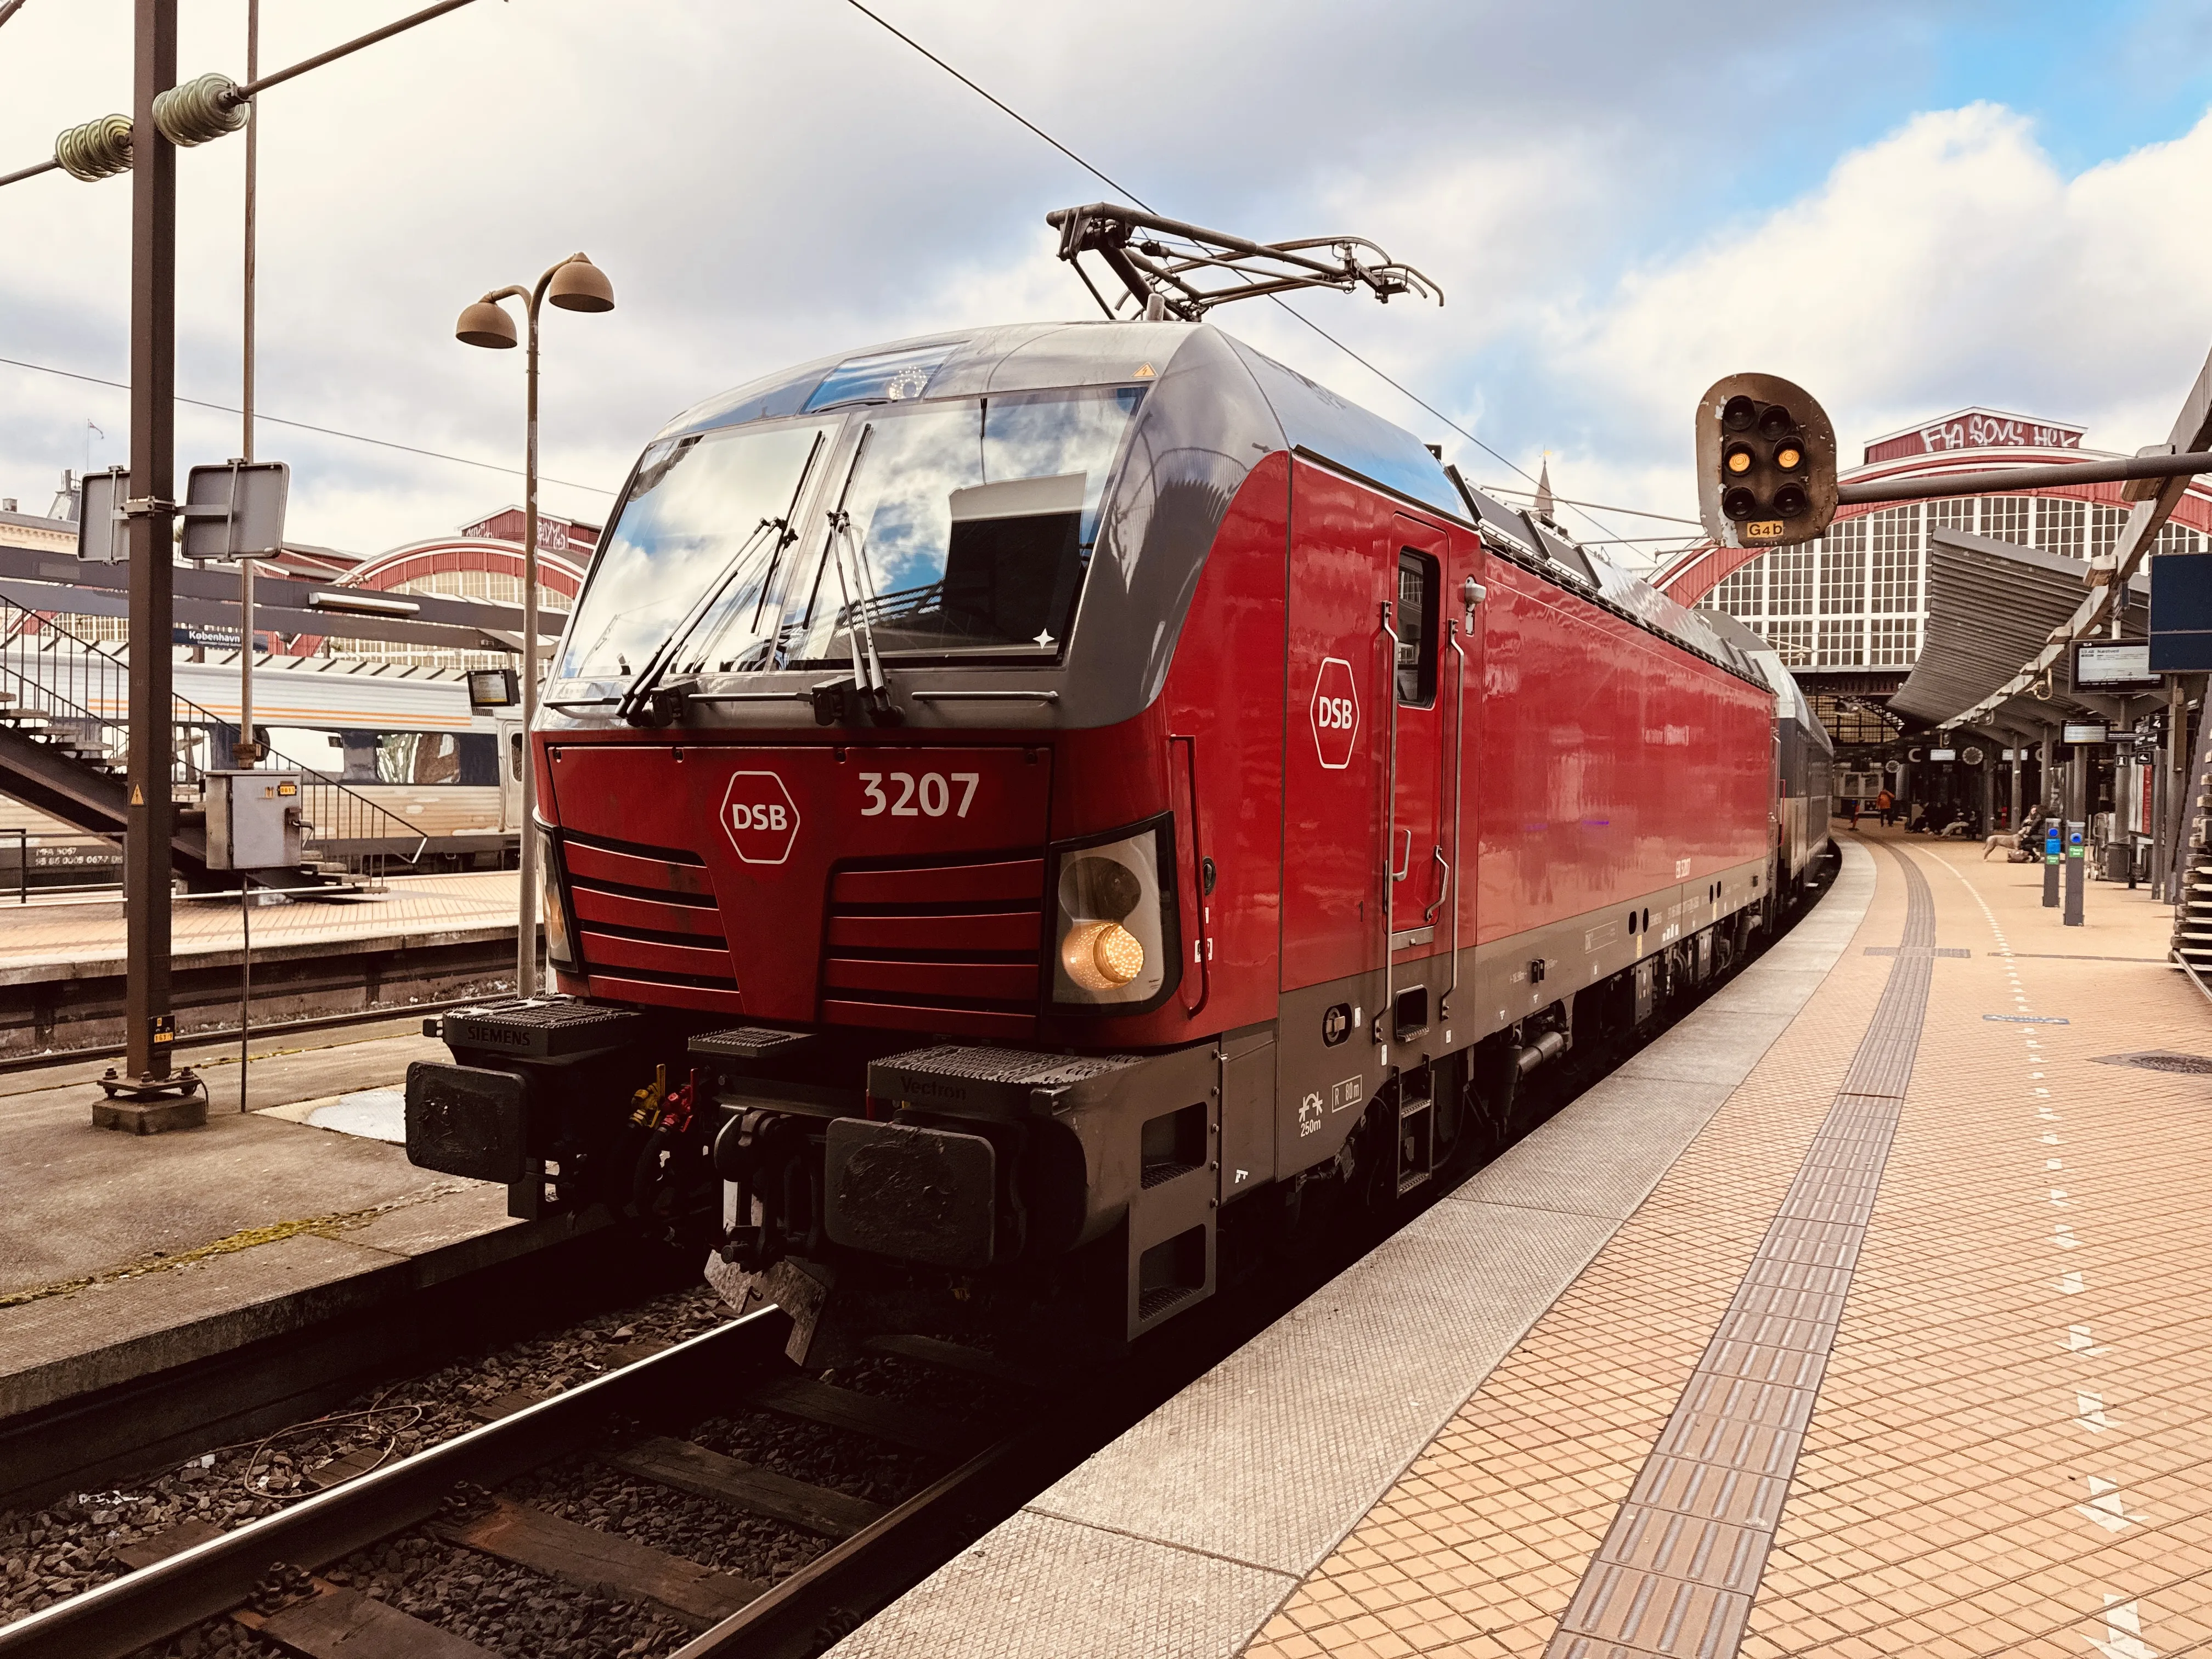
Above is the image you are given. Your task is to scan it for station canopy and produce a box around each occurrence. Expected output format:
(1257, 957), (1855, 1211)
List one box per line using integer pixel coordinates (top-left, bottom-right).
(1888, 524), (2148, 732)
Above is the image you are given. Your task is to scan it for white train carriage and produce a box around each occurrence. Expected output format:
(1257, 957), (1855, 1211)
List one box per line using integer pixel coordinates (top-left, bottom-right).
(0, 651), (522, 873)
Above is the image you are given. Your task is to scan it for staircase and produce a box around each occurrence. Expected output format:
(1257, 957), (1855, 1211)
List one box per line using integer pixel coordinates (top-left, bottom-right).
(0, 599), (426, 896)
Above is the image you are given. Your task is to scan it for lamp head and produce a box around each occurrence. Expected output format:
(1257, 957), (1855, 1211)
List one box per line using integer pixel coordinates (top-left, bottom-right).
(548, 254), (615, 314)
(456, 298), (519, 349)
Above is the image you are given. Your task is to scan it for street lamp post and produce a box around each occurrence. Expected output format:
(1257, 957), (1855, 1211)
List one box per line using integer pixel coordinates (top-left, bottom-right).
(456, 253), (614, 1000)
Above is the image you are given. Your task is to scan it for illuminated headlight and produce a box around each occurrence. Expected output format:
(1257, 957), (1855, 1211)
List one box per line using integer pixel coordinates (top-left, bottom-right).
(535, 821), (579, 973)
(1048, 815), (1180, 1013)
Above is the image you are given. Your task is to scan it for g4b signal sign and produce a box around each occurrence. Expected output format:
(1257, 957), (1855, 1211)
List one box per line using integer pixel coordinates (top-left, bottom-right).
(1695, 373), (1838, 550)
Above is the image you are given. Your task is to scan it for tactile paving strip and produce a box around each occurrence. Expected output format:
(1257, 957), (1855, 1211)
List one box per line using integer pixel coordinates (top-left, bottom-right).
(1545, 846), (1936, 1659)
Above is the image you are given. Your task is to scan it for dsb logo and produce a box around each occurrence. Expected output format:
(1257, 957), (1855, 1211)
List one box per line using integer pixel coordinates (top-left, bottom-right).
(720, 770), (802, 865)
(1310, 656), (1361, 771)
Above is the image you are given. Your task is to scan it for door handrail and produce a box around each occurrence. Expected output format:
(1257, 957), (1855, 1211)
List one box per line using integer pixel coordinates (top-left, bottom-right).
(1441, 615), (1469, 1017)
(1170, 731), (1209, 1020)
(1375, 599), (1398, 1048)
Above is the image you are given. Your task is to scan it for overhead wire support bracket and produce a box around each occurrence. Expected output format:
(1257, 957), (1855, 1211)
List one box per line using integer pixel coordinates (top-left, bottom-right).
(1046, 202), (1443, 321)
(1, 0), (481, 189)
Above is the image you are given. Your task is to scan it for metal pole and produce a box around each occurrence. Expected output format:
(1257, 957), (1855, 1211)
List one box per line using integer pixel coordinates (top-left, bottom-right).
(2152, 713), (2168, 901)
(516, 294), (541, 999)
(121, 0), (180, 1088)
(238, 0), (257, 1114)
(2044, 726), (2061, 908)
(2064, 744), (2086, 927)
(2009, 736), (2023, 835)
(2167, 679), (2191, 903)
(239, 0), (258, 749)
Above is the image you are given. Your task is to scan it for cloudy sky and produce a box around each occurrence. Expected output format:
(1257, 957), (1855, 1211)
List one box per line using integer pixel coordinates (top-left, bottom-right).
(4, 0), (2212, 566)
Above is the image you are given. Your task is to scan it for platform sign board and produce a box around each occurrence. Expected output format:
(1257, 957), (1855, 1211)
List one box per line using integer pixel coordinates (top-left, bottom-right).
(2071, 639), (2159, 693)
(2063, 722), (2109, 745)
(75, 467), (127, 563)
(2151, 550), (2212, 672)
(466, 668), (520, 709)
(181, 460), (289, 562)
(1928, 748), (1957, 761)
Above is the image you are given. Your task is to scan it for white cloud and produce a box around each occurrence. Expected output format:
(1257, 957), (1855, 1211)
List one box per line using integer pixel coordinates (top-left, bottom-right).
(1, 0), (2197, 571)
(1515, 103), (2212, 548)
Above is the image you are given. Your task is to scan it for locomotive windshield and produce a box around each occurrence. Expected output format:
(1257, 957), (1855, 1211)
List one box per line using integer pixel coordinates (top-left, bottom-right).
(785, 385), (1144, 664)
(558, 419), (836, 682)
(562, 385), (1145, 685)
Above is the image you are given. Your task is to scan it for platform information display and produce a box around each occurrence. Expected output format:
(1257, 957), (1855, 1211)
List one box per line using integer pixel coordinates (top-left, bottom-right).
(2073, 639), (2158, 691)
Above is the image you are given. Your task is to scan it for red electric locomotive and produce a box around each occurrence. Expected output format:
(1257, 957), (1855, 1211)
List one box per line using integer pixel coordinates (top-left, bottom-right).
(405, 210), (1832, 1361)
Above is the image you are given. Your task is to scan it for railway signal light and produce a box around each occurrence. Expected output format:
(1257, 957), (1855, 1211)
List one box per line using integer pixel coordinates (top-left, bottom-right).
(1695, 373), (1837, 549)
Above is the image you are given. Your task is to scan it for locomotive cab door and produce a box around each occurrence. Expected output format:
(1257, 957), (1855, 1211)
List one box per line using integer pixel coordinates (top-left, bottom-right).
(1387, 517), (1451, 983)
(1282, 474), (1467, 1181)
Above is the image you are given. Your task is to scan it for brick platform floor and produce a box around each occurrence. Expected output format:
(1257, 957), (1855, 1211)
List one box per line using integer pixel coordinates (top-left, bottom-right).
(1244, 830), (2209, 1659)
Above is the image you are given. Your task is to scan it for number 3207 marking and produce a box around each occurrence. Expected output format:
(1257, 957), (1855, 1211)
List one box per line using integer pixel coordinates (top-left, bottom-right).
(860, 772), (979, 819)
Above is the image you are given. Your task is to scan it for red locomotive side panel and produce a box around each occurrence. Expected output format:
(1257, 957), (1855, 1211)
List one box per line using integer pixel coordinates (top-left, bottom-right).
(1475, 562), (1770, 942)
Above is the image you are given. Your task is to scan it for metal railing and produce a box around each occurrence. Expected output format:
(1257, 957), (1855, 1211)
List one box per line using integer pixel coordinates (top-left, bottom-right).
(0, 599), (429, 889)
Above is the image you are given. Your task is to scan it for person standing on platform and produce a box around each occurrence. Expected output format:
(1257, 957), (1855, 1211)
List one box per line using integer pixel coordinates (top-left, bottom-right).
(1876, 786), (1894, 826)
(1849, 795), (1861, 830)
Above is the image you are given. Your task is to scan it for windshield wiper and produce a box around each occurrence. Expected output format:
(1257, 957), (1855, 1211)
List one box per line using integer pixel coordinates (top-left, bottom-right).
(815, 508), (902, 726)
(614, 516), (783, 726)
(614, 430), (831, 727)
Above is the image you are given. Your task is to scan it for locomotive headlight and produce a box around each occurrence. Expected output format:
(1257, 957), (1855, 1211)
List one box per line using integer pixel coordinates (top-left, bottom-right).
(1063, 919), (1145, 989)
(535, 821), (579, 973)
(1047, 815), (1181, 1013)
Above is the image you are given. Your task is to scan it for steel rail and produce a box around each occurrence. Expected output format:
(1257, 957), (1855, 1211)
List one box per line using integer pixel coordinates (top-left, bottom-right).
(668, 1423), (1051, 1659)
(0, 1311), (788, 1659)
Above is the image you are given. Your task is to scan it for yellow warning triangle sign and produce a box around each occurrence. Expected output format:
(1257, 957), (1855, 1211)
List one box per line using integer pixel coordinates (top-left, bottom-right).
(130, 784), (144, 806)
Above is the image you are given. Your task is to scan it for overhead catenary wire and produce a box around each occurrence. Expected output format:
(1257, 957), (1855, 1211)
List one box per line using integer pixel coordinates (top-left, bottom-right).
(1477, 484), (1703, 526)
(834, 0), (1632, 549)
(0, 354), (617, 496)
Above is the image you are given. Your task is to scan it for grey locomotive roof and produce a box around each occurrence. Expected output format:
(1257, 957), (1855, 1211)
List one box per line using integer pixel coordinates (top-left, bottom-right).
(656, 319), (1756, 685)
(1698, 607), (1827, 738)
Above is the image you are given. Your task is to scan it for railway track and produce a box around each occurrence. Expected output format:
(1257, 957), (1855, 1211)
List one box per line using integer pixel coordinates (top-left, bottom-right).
(0, 1311), (1068, 1659)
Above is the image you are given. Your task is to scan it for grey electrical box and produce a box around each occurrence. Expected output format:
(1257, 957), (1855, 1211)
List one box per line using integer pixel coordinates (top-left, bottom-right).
(206, 770), (304, 870)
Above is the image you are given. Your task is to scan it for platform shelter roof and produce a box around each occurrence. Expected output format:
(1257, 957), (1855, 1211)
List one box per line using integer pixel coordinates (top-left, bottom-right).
(1888, 523), (2146, 733)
